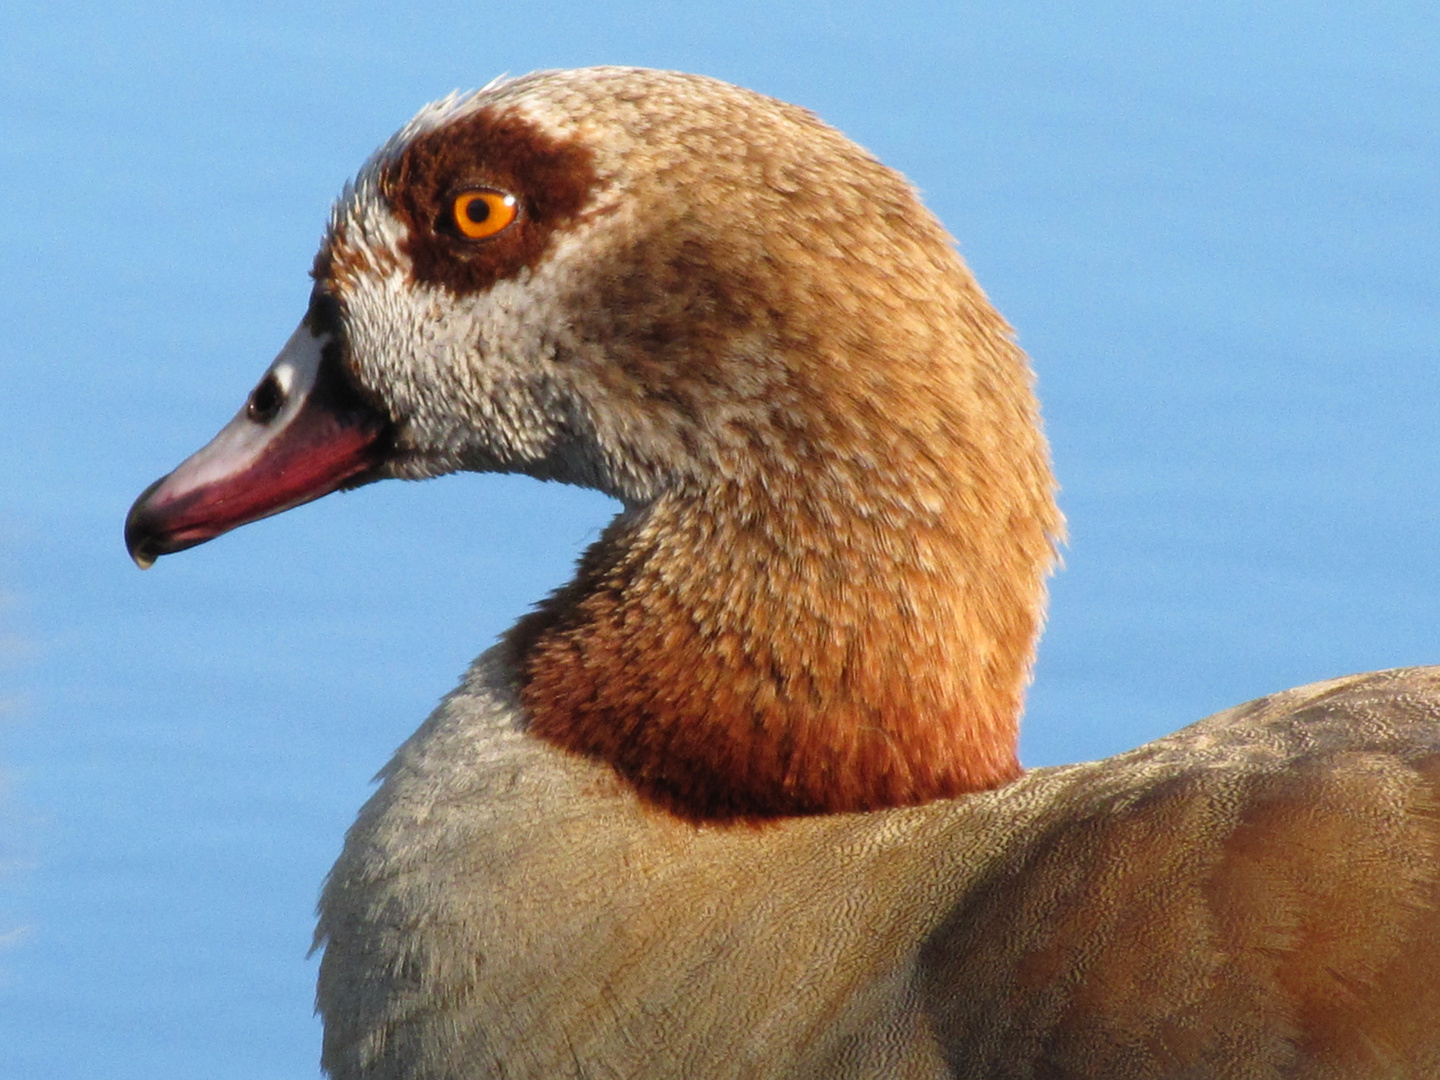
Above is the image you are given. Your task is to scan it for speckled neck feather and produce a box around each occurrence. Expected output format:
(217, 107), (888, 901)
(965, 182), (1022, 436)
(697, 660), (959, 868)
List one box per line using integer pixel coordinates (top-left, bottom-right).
(503, 213), (1060, 820)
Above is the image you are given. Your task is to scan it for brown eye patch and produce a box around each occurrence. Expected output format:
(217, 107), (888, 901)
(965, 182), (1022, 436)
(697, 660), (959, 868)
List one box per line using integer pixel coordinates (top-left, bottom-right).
(381, 105), (597, 296)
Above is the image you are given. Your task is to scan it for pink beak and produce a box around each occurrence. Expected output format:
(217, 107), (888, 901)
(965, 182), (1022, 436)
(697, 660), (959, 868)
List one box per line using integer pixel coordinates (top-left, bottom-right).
(125, 321), (390, 568)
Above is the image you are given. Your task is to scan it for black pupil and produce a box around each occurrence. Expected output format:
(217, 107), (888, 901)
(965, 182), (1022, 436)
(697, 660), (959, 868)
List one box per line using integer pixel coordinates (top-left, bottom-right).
(247, 375), (284, 423)
(464, 198), (491, 224)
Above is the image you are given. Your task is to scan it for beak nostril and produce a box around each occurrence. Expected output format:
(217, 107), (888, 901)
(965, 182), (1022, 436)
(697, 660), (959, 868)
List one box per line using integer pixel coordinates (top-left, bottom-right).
(247, 374), (285, 423)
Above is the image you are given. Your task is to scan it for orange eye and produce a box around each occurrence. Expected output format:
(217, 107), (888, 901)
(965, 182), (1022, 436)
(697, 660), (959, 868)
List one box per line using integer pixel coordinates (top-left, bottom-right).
(451, 190), (518, 239)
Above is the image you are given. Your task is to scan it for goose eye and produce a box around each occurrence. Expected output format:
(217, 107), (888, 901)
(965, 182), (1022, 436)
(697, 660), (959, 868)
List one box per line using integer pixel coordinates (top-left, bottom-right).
(450, 190), (518, 239)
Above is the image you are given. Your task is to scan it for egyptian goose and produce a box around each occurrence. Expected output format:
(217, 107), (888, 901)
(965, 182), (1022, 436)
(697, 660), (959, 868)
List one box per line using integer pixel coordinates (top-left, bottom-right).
(125, 67), (1440, 1079)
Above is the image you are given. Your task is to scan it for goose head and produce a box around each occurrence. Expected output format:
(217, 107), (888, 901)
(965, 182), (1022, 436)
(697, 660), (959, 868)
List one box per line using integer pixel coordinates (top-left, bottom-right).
(126, 67), (1062, 821)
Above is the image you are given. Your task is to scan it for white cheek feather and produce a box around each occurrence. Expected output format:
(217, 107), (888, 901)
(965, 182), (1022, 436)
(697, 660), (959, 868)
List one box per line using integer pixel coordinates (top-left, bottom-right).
(335, 220), (578, 478)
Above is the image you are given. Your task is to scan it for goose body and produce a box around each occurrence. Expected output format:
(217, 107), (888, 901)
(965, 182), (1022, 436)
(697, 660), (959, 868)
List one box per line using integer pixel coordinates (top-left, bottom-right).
(125, 68), (1440, 1078)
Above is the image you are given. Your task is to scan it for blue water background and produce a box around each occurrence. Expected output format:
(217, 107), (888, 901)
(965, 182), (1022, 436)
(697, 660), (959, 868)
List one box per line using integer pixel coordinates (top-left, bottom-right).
(2, 2), (1436, 1075)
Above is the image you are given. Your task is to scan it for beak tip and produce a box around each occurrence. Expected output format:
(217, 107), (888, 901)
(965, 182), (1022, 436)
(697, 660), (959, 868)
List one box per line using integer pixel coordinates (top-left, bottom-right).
(125, 476), (166, 570)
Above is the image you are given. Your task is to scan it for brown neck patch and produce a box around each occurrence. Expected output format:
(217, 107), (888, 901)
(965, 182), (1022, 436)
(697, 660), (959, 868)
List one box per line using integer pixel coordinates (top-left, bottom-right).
(508, 471), (1047, 822)
(378, 105), (597, 297)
